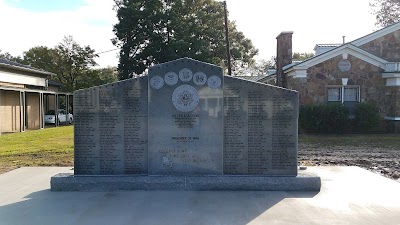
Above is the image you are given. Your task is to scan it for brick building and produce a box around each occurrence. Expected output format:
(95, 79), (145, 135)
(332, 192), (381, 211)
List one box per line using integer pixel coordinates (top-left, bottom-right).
(261, 22), (400, 132)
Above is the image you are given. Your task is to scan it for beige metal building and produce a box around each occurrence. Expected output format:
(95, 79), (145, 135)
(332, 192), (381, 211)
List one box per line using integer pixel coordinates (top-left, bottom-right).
(0, 59), (72, 134)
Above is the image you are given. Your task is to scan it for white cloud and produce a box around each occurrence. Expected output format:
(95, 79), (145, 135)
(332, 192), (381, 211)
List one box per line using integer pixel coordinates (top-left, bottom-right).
(0, 0), (118, 67)
(0, 0), (378, 68)
(225, 0), (376, 59)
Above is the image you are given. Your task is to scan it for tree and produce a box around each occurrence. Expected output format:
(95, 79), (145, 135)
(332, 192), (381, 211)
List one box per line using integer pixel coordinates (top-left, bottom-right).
(232, 57), (275, 77)
(75, 67), (118, 90)
(292, 52), (314, 61)
(370, 0), (400, 27)
(0, 50), (23, 62)
(22, 46), (59, 72)
(22, 36), (98, 92)
(113, 0), (258, 79)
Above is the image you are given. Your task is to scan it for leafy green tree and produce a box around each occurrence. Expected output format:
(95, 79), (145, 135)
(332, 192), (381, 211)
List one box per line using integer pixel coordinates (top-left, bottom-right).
(113, 0), (258, 79)
(370, 0), (400, 27)
(22, 46), (59, 72)
(292, 52), (314, 61)
(22, 36), (98, 92)
(0, 50), (23, 62)
(75, 67), (119, 90)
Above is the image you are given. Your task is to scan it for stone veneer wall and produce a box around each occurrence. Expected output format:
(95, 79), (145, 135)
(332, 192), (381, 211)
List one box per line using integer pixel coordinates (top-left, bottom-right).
(286, 55), (390, 118)
(386, 86), (400, 132)
(360, 30), (400, 62)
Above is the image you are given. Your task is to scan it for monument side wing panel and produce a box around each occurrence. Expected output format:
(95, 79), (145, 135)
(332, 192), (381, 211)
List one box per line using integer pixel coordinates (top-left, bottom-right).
(223, 77), (298, 176)
(73, 77), (149, 175)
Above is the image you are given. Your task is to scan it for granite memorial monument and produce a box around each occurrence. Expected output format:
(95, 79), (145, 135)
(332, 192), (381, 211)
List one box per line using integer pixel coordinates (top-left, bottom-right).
(51, 58), (320, 191)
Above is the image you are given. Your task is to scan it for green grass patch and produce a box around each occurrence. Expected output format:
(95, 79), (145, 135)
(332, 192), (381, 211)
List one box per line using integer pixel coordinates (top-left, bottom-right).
(0, 126), (74, 174)
(0, 126), (399, 175)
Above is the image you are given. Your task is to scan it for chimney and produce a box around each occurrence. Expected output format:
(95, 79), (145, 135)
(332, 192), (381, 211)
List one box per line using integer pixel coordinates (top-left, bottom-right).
(276, 31), (293, 88)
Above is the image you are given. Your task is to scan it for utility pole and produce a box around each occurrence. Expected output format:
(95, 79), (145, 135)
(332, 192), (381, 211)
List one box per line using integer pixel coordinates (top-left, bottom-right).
(223, 1), (232, 76)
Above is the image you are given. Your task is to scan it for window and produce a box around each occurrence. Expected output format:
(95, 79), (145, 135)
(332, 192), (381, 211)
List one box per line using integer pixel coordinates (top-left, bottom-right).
(327, 86), (360, 117)
(327, 87), (341, 102)
(343, 87), (359, 102)
(327, 86), (360, 103)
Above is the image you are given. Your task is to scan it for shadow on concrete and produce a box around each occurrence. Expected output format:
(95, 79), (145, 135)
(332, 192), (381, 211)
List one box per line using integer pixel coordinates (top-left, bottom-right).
(0, 189), (318, 225)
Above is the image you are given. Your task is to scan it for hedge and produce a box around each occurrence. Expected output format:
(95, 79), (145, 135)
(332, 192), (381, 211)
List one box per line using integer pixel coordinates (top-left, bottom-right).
(299, 102), (380, 133)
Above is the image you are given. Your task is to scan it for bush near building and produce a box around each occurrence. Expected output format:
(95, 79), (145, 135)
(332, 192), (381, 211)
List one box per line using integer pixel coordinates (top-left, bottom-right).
(299, 103), (380, 133)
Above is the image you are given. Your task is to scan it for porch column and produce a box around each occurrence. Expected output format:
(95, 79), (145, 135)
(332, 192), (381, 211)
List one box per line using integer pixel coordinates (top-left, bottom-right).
(66, 94), (70, 125)
(55, 94), (59, 127)
(19, 91), (26, 132)
(40, 92), (45, 129)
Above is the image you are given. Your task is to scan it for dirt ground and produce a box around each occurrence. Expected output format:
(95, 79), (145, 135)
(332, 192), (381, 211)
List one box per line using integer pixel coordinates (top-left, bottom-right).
(298, 143), (400, 182)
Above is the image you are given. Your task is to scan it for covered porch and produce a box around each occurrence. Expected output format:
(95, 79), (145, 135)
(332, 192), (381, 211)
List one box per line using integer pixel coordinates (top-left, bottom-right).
(0, 86), (73, 134)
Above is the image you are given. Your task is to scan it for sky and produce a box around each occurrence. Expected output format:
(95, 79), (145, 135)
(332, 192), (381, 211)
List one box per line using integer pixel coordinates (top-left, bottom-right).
(0, 0), (377, 68)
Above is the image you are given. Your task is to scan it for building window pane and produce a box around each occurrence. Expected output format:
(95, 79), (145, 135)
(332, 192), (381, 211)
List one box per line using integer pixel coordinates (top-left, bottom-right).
(344, 87), (358, 102)
(328, 88), (341, 101)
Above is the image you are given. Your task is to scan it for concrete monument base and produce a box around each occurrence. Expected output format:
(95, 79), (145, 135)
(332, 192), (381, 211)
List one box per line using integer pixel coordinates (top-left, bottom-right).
(50, 170), (321, 191)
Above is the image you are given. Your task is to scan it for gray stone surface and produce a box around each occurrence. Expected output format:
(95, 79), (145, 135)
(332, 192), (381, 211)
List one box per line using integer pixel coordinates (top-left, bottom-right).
(224, 77), (298, 175)
(185, 174), (319, 191)
(72, 58), (299, 178)
(74, 77), (148, 175)
(51, 174), (185, 191)
(50, 171), (320, 191)
(148, 58), (224, 175)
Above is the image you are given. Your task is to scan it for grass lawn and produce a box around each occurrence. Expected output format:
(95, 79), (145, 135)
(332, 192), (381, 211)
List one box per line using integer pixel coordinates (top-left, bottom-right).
(0, 126), (399, 175)
(0, 126), (74, 174)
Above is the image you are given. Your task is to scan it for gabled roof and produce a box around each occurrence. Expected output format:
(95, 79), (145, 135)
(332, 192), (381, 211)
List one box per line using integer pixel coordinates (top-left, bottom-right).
(283, 22), (400, 72)
(313, 44), (341, 50)
(286, 44), (387, 73)
(0, 59), (55, 76)
(283, 60), (304, 71)
(283, 21), (400, 74)
(351, 21), (400, 46)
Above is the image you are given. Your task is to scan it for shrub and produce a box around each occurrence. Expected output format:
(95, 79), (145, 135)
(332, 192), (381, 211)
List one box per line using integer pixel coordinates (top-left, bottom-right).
(354, 102), (380, 131)
(299, 104), (349, 133)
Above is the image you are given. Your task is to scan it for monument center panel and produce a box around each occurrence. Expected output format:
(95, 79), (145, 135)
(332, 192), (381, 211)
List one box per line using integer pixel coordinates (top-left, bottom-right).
(148, 59), (224, 175)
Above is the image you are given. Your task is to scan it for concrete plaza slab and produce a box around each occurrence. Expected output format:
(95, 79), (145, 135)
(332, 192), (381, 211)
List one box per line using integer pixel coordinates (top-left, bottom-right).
(0, 166), (399, 225)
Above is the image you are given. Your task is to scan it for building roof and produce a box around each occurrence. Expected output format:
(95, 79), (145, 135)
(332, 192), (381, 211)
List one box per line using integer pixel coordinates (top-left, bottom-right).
(283, 21), (400, 74)
(0, 59), (55, 76)
(313, 44), (342, 51)
(48, 80), (63, 87)
(314, 44), (342, 47)
(351, 21), (400, 46)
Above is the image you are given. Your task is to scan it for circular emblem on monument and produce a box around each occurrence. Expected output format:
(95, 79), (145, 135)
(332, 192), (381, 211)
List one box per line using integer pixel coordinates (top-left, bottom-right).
(207, 75), (221, 89)
(193, 72), (207, 86)
(172, 85), (199, 112)
(164, 72), (178, 86)
(338, 59), (351, 72)
(179, 68), (193, 82)
(150, 75), (164, 89)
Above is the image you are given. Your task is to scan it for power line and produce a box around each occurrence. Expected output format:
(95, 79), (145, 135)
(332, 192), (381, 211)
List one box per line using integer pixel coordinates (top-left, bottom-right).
(96, 48), (119, 55)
